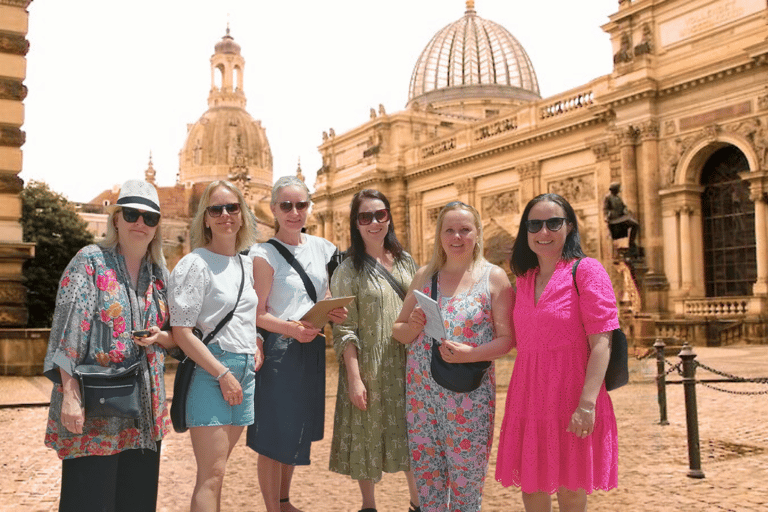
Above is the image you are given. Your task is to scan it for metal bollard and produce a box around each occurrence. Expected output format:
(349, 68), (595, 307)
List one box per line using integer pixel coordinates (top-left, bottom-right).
(679, 342), (705, 479)
(654, 339), (669, 425)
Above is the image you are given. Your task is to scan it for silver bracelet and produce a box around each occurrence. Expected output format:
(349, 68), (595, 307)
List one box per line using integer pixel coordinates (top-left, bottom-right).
(216, 368), (231, 381)
(578, 406), (595, 414)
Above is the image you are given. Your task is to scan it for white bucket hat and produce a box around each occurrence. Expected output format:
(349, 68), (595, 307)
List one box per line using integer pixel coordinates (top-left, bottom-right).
(108, 179), (161, 214)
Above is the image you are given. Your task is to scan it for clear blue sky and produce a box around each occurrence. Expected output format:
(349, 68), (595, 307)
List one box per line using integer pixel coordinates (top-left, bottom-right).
(20, 0), (617, 203)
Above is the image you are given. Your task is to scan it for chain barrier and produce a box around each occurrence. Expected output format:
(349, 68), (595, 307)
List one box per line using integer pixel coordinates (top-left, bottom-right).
(693, 360), (768, 395)
(659, 359), (682, 378)
(694, 360), (768, 384)
(653, 339), (768, 478)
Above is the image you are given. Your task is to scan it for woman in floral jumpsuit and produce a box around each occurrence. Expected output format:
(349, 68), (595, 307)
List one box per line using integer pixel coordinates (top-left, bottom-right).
(393, 201), (514, 511)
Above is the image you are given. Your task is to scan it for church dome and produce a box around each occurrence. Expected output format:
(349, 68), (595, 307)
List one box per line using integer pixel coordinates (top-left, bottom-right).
(215, 28), (241, 55)
(407, 1), (540, 109)
(179, 107), (272, 189)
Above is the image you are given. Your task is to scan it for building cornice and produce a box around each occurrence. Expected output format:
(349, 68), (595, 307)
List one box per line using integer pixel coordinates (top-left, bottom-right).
(406, 114), (609, 180)
(0, 0), (32, 8)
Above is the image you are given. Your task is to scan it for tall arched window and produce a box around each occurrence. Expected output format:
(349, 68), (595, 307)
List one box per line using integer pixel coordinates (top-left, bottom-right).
(701, 146), (754, 297)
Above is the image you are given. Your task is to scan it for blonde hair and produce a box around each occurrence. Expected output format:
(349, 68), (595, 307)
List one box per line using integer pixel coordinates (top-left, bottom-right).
(423, 201), (485, 278)
(101, 208), (167, 268)
(270, 175), (311, 234)
(190, 180), (258, 252)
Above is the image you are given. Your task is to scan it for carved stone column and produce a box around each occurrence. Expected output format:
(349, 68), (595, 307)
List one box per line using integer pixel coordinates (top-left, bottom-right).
(638, 121), (668, 310)
(323, 210), (333, 246)
(407, 192), (423, 264)
(591, 140), (615, 261)
(741, 171), (768, 295)
(615, 126), (639, 219)
(678, 206), (693, 293)
(518, 161), (541, 204)
(0, 1), (35, 326)
(455, 177), (475, 206)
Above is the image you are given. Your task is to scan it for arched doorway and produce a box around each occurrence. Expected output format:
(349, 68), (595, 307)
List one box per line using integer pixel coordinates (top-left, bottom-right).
(701, 146), (754, 297)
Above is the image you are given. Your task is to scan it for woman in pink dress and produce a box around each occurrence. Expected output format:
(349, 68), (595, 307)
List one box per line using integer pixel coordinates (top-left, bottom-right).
(495, 193), (619, 512)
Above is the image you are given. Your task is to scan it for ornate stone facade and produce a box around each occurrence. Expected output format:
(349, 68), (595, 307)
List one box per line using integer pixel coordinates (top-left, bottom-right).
(311, 0), (768, 345)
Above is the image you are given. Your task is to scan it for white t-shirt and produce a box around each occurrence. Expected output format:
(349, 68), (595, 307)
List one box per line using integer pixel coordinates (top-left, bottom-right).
(249, 235), (336, 321)
(169, 248), (258, 354)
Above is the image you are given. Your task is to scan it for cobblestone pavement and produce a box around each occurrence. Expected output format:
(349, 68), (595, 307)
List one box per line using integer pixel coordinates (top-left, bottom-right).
(1, 345), (767, 511)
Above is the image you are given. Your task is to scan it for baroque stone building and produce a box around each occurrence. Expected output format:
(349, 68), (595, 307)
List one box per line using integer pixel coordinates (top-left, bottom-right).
(86, 28), (274, 268)
(0, 0), (34, 328)
(310, 0), (768, 346)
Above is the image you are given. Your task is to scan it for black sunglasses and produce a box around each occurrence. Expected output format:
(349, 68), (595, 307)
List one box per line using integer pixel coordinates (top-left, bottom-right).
(278, 200), (310, 213)
(121, 207), (160, 227)
(206, 203), (241, 217)
(526, 217), (567, 233)
(357, 208), (390, 225)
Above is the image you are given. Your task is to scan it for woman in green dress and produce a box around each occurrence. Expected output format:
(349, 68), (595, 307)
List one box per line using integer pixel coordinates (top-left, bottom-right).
(330, 189), (421, 512)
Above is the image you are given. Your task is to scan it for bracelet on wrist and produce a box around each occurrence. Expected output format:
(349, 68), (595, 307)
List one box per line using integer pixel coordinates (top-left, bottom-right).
(578, 406), (595, 414)
(216, 368), (231, 381)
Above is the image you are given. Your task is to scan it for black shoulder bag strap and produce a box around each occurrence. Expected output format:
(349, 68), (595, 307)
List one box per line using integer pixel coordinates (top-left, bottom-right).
(571, 258), (583, 296)
(430, 273), (439, 348)
(266, 238), (318, 303)
(200, 255), (246, 345)
(363, 254), (407, 301)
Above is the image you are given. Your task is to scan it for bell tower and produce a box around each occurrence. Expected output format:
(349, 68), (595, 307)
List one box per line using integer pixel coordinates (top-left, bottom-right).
(208, 25), (246, 109)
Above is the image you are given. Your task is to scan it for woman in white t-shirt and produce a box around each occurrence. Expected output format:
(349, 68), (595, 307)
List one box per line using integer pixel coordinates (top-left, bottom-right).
(247, 175), (347, 512)
(169, 180), (261, 511)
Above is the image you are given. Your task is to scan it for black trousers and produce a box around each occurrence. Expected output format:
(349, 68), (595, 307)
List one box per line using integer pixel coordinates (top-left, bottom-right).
(59, 441), (161, 512)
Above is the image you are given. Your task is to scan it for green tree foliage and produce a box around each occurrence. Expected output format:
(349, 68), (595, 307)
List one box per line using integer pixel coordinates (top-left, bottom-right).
(21, 181), (94, 328)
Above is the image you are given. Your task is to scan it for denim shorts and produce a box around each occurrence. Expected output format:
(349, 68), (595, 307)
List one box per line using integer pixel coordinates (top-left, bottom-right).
(186, 343), (255, 427)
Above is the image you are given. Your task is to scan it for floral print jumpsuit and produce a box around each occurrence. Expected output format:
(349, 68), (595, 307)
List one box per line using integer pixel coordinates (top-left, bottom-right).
(406, 263), (496, 512)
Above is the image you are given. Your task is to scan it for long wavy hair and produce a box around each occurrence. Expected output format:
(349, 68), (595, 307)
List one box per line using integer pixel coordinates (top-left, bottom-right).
(189, 180), (258, 252)
(510, 193), (586, 276)
(270, 175), (311, 234)
(423, 201), (485, 278)
(101, 209), (166, 269)
(347, 189), (404, 272)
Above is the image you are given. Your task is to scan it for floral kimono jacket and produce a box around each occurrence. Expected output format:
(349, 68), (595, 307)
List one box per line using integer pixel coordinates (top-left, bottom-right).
(43, 244), (172, 459)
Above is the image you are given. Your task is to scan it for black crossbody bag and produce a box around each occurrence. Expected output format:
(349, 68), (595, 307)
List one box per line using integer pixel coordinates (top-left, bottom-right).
(428, 273), (491, 393)
(74, 264), (163, 420)
(571, 258), (629, 391)
(171, 255), (245, 433)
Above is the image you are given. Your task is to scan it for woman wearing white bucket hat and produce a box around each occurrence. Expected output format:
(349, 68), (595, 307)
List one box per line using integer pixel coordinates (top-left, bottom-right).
(43, 179), (176, 512)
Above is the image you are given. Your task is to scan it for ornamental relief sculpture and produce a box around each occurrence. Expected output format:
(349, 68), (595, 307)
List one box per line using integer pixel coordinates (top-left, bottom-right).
(575, 209), (598, 257)
(638, 120), (660, 141)
(718, 116), (768, 170)
(759, 95), (768, 112)
(455, 178), (474, 195)
(425, 206), (441, 234)
(518, 161), (540, 180)
(547, 174), (596, 204)
(481, 190), (519, 219)
(333, 211), (347, 248)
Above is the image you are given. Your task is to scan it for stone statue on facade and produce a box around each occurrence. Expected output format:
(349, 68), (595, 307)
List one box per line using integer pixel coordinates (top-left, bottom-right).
(613, 33), (633, 64)
(603, 182), (640, 254)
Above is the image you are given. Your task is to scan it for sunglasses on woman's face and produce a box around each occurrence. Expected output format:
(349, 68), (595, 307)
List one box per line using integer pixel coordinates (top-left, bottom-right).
(357, 208), (390, 225)
(526, 217), (567, 233)
(278, 200), (310, 213)
(206, 203), (241, 217)
(121, 207), (160, 227)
